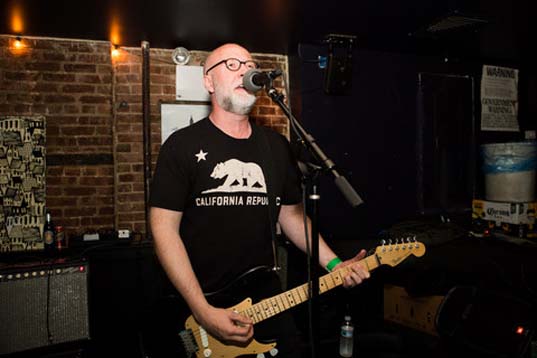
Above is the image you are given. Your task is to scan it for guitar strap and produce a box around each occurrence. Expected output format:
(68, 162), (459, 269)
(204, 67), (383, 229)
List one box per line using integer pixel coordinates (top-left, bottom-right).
(254, 124), (281, 272)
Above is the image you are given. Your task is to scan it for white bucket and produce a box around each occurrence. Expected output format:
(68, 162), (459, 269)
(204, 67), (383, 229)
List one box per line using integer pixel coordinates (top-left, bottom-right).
(485, 171), (536, 202)
(482, 141), (537, 202)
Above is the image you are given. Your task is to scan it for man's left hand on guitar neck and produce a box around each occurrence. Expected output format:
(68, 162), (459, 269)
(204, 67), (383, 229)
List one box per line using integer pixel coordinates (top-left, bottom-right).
(331, 249), (371, 288)
(278, 204), (371, 289)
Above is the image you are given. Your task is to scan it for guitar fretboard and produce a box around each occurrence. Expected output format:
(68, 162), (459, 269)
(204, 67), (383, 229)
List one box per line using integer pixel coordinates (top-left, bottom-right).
(241, 254), (381, 324)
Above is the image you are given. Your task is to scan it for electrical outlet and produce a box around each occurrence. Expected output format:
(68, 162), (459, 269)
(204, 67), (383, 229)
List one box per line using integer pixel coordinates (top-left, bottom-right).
(83, 233), (99, 241)
(118, 229), (130, 239)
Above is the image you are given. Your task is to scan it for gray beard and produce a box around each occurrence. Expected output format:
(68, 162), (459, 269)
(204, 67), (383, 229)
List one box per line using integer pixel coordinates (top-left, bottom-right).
(216, 92), (256, 115)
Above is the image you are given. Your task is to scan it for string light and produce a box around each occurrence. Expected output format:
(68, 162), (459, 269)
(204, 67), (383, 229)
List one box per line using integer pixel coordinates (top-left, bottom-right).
(111, 44), (120, 58)
(14, 36), (23, 49)
(9, 35), (28, 55)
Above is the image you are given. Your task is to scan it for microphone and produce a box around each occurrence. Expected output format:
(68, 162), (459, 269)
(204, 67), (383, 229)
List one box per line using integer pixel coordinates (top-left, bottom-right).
(243, 68), (283, 92)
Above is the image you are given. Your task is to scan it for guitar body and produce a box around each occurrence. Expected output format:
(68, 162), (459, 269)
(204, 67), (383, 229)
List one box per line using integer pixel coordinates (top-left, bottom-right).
(184, 298), (276, 358)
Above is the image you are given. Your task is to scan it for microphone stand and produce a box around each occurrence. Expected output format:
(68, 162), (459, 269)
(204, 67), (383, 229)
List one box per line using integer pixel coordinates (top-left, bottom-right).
(264, 81), (363, 358)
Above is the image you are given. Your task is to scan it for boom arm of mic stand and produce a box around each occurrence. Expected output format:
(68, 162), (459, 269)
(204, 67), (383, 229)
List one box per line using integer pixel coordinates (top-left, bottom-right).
(266, 87), (364, 208)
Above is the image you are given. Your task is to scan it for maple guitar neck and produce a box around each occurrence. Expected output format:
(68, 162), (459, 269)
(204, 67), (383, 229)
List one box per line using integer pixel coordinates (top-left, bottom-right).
(240, 253), (380, 325)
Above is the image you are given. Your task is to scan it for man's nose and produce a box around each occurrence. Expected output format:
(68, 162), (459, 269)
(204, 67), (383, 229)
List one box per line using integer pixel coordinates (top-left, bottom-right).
(238, 62), (251, 75)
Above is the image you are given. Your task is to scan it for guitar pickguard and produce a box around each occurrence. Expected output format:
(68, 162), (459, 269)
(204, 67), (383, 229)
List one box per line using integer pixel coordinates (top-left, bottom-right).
(182, 298), (277, 358)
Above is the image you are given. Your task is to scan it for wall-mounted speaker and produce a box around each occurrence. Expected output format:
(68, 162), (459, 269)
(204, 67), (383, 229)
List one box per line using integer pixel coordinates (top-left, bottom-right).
(324, 52), (353, 95)
(0, 260), (90, 355)
(323, 34), (356, 95)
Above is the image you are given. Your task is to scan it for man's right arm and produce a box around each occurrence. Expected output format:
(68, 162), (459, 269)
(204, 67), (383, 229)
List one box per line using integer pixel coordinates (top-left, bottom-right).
(149, 207), (253, 343)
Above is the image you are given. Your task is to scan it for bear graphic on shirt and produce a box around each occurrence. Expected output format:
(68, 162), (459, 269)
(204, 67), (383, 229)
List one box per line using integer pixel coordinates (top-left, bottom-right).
(202, 159), (267, 193)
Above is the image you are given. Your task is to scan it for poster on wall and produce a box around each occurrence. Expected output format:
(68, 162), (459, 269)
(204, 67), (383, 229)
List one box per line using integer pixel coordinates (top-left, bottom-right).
(480, 65), (519, 131)
(160, 101), (211, 144)
(176, 65), (210, 102)
(0, 115), (46, 252)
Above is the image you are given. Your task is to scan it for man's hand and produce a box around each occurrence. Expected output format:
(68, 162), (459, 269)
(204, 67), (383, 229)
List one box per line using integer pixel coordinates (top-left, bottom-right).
(194, 305), (254, 343)
(335, 249), (371, 288)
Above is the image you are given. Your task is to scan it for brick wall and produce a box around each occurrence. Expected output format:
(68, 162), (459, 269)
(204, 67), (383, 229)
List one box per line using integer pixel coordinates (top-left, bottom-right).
(0, 35), (290, 239)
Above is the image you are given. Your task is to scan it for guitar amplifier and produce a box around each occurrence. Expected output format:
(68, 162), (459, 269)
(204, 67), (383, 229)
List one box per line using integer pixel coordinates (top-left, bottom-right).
(383, 284), (444, 336)
(0, 260), (90, 355)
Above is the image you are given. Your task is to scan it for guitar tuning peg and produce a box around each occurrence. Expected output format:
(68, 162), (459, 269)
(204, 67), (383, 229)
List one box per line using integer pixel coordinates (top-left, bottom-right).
(381, 239), (387, 252)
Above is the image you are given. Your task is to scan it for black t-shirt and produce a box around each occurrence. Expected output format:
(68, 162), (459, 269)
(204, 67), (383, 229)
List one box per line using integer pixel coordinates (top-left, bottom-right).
(149, 118), (301, 292)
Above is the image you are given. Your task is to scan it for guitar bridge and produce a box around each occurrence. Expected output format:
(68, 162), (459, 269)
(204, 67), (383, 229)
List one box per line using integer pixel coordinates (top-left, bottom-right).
(179, 329), (199, 357)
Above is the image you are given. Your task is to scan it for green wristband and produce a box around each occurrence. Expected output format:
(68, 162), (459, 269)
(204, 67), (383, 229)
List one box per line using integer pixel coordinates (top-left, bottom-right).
(326, 257), (342, 272)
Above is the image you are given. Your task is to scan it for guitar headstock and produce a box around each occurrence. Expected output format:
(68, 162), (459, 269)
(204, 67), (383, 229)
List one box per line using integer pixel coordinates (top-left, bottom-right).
(374, 238), (426, 267)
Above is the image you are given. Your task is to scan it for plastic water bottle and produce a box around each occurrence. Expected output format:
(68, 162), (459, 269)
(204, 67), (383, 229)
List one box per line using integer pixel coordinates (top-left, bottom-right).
(339, 315), (354, 357)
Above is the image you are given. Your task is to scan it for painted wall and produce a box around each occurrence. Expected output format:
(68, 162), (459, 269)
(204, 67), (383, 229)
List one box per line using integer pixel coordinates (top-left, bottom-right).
(296, 44), (529, 240)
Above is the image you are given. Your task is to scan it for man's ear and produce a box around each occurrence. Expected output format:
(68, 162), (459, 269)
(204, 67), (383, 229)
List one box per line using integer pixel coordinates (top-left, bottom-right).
(204, 75), (215, 94)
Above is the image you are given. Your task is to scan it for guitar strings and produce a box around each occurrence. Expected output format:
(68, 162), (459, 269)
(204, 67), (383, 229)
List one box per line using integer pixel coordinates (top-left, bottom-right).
(183, 265), (357, 344)
(183, 269), (351, 344)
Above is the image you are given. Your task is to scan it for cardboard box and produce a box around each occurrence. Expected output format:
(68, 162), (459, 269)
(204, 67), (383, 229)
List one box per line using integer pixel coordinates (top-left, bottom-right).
(471, 199), (537, 238)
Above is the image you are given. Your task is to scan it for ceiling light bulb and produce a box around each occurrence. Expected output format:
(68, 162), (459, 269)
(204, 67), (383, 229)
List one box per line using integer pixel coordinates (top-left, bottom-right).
(111, 44), (120, 58)
(14, 36), (23, 49)
(172, 47), (190, 65)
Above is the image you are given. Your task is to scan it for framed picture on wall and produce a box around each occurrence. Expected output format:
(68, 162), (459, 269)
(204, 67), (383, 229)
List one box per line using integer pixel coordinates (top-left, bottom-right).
(0, 115), (46, 252)
(160, 101), (211, 144)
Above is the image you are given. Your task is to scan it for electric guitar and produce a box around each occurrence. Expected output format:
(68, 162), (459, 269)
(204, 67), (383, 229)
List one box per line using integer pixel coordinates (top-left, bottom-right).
(179, 240), (426, 358)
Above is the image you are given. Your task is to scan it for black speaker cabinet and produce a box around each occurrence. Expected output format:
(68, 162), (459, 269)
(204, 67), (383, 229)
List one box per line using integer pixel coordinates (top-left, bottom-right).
(0, 260), (90, 355)
(324, 52), (353, 95)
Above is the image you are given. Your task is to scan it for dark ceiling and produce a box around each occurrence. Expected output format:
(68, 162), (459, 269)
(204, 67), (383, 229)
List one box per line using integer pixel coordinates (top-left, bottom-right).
(1, 0), (534, 63)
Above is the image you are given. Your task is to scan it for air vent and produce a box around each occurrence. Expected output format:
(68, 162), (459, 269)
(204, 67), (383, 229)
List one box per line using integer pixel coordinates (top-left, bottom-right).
(426, 14), (489, 33)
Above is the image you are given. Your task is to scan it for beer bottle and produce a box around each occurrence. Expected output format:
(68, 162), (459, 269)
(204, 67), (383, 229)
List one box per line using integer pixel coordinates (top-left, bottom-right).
(43, 211), (56, 254)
